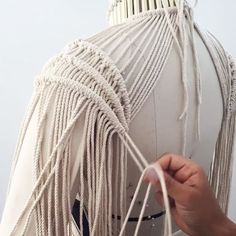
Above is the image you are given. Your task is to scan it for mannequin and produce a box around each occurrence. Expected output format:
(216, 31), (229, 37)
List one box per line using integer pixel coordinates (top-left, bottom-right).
(108, 0), (177, 25)
(87, 1), (223, 235)
(0, 1), (235, 236)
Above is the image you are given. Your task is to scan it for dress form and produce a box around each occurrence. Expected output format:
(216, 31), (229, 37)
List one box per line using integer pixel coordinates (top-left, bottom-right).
(90, 1), (223, 235)
(108, 0), (177, 25)
(0, 2), (228, 236)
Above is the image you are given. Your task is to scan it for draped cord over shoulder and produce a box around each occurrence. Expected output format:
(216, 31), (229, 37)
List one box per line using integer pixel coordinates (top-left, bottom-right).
(1, 1), (236, 236)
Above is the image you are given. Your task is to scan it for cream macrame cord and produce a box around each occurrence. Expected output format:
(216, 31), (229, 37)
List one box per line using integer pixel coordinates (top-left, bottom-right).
(2, 1), (236, 236)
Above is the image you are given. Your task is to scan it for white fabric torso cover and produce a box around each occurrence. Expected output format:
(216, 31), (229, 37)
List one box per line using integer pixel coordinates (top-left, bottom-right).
(0, 5), (235, 236)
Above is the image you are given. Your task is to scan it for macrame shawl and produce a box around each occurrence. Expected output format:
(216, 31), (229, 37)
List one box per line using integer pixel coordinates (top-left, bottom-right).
(2, 4), (236, 236)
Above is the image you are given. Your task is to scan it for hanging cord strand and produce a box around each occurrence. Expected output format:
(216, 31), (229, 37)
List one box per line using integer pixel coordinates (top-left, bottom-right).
(9, 98), (89, 236)
(118, 132), (172, 236)
(185, 7), (202, 141)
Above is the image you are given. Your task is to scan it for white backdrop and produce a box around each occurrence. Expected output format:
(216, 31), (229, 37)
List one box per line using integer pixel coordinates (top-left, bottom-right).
(0, 0), (235, 222)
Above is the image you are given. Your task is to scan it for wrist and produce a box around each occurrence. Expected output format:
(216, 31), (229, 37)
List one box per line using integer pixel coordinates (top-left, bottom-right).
(210, 216), (236, 236)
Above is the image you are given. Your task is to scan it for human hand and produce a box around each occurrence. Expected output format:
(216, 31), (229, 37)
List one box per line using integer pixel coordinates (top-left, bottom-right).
(144, 153), (236, 236)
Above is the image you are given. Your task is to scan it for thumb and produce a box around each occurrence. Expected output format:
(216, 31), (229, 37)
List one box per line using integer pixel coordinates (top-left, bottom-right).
(163, 172), (186, 201)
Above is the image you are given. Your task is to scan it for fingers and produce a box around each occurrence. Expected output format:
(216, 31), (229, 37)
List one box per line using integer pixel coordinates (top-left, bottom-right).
(144, 153), (206, 203)
(145, 168), (187, 201)
(157, 153), (191, 171)
(156, 153), (201, 183)
(155, 190), (175, 208)
(162, 172), (187, 200)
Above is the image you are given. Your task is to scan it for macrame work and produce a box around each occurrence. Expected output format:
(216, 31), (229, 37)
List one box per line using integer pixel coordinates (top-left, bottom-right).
(195, 27), (236, 212)
(2, 2), (236, 236)
(5, 38), (171, 236)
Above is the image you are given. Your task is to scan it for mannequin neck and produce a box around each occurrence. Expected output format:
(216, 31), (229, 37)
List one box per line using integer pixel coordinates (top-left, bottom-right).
(108, 0), (177, 25)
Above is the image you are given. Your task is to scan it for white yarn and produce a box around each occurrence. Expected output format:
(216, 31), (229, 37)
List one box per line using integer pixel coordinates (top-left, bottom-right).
(3, 35), (172, 235)
(94, 2), (200, 155)
(196, 26), (236, 213)
(2, 2), (236, 236)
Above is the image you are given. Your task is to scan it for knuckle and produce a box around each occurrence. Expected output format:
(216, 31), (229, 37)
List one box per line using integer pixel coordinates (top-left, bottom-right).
(195, 165), (205, 178)
(159, 152), (172, 159)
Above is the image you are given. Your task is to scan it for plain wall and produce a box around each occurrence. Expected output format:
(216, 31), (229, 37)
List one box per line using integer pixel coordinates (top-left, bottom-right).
(0, 0), (235, 222)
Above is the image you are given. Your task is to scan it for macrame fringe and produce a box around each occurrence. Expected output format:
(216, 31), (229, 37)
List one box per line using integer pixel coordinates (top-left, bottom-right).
(195, 26), (236, 214)
(4, 2), (235, 236)
(89, 1), (202, 156)
(6, 36), (172, 236)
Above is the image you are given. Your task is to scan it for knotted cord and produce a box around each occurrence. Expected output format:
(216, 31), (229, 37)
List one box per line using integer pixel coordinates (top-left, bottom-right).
(2, 2), (235, 236)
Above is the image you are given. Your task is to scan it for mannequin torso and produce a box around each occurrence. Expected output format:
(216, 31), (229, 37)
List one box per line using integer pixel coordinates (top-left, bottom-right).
(0, 3), (227, 236)
(87, 5), (223, 234)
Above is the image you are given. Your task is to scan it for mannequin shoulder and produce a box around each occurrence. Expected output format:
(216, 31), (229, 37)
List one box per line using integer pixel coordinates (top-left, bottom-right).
(33, 37), (131, 131)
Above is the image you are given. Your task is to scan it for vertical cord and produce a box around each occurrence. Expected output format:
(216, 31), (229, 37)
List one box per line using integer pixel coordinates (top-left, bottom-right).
(9, 98), (88, 236)
(107, 131), (115, 236)
(86, 106), (97, 235)
(79, 103), (92, 236)
(186, 8), (202, 141)
(118, 132), (172, 236)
